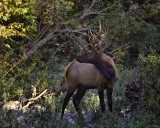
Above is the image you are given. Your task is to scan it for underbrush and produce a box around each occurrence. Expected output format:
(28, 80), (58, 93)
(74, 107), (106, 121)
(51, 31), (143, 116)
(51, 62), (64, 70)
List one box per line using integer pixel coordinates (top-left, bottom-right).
(0, 47), (70, 102)
(0, 88), (159, 128)
(0, 48), (160, 128)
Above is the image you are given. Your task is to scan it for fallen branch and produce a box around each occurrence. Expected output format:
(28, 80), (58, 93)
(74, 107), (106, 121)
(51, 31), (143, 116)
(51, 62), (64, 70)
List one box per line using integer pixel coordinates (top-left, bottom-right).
(24, 26), (96, 57)
(24, 31), (56, 57)
(21, 89), (48, 110)
(22, 101), (34, 110)
(24, 0), (109, 58)
(28, 89), (48, 102)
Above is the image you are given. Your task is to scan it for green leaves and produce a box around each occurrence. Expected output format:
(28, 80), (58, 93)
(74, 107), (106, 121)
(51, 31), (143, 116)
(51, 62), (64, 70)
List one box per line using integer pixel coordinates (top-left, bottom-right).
(0, 0), (37, 40)
(139, 53), (160, 110)
(0, 23), (26, 39)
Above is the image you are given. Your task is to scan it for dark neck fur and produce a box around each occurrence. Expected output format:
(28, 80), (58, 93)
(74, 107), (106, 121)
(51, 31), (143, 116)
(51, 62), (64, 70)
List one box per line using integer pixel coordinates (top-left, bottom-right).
(92, 60), (115, 81)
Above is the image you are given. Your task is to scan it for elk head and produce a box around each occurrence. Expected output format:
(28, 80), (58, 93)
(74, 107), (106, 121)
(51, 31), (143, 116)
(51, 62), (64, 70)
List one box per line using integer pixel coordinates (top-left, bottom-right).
(77, 47), (100, 64)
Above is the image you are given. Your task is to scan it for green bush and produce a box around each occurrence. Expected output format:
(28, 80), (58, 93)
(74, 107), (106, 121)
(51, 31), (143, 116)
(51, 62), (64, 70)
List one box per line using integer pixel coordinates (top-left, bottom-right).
(0, 0), (37, 47)
(139, 53), (160, 111)
(0, 46), (68, 101)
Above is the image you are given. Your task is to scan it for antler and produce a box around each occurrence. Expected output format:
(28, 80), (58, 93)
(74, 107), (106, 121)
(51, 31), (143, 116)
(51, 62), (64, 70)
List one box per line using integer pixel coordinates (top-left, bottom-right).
(87, 22), (109, 53)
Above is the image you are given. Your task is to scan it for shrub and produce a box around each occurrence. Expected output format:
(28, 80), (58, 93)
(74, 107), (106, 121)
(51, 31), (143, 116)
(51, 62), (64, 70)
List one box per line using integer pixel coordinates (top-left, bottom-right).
(139, 53), (160, 111)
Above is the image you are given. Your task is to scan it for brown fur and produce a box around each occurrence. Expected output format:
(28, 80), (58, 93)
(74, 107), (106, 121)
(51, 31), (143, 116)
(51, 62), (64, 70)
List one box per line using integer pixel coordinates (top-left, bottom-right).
(77, 51), (118, 83)
(66, 60), (106, 89)
(61, 56), (118, 118)
(100, 53), (118, 85)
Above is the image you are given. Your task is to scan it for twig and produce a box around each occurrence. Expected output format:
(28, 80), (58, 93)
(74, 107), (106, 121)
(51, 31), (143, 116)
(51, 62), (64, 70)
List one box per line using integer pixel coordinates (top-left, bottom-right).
(28, 24), (51, 49)
(0, 57), (25, 80)
(56, 26), (97, 34)
(80, 0), (100, 20)
(28, 89), (48, 102)
(35, 25), (51, 43)
(111, 42), (133, 53)
(31, 79), (41, 97)
(22, 101), (34, 110)
(80, 0), (118, 20)
(22, 88), (49, 110)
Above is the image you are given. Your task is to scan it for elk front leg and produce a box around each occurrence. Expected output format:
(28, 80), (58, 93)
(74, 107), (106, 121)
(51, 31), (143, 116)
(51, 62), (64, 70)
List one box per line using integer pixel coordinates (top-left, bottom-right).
(98, 88), (105, 113)
(107, 87), (113, 112)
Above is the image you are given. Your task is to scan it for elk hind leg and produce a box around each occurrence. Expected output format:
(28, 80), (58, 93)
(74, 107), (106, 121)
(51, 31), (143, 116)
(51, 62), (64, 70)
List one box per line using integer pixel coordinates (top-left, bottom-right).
(73, 87), (86, 116)
(61, 87), (76, 118)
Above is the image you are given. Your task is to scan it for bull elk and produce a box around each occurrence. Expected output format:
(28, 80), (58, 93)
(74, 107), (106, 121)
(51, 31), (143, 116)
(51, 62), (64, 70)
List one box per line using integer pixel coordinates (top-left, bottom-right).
(61, 50), (118, 118)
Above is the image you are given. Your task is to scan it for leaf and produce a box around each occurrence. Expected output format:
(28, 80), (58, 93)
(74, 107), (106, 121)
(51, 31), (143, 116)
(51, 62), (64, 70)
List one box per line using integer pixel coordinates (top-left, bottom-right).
(4, 44), (11, 49)
(3, 16), (8, 21)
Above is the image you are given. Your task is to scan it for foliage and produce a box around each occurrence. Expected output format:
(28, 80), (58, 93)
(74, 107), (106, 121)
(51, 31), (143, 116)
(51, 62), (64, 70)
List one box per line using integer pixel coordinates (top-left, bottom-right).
(0, 0), (160, 127)
(0, 46), (68, 101)
(103, 2), (160, 55)
(94, 109), (160, 128)
(139, 53), (160, 111)
(0, 0), (37, 44)
(36, 0), (75, 28)
(84, 92), (100, 112)
(0, 83), (159, 128)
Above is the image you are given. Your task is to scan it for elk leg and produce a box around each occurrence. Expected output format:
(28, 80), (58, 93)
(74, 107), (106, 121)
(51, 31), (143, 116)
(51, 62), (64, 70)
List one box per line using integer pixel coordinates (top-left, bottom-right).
(61, 88), (76, 118)
(73, 87), (86, 116)
(107, 87), (113, 112)
(98, 88), (105, 112)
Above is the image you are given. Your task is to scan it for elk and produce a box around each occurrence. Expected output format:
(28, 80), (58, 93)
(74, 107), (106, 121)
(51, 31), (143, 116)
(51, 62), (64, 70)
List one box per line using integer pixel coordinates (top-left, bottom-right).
(61, 49), (118, 118)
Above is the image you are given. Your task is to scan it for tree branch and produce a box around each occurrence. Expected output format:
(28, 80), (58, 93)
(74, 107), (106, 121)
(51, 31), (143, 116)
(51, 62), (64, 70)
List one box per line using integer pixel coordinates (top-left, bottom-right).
(24, 0), (105, 58)
(25, 31), (56, 57)
(80, 0), (101, 20)
(24, 26), (96, 57)
(111, 42), (133, 53)
(80, 0), (117, 20)
(27, 89), (48, 102)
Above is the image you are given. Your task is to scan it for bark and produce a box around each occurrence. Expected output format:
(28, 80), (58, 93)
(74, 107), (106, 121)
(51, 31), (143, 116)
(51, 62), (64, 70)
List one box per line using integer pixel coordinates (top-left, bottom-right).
(25, 32), (56, 57)
(24, 0), (105, 58)
(24, 27), (96, 58)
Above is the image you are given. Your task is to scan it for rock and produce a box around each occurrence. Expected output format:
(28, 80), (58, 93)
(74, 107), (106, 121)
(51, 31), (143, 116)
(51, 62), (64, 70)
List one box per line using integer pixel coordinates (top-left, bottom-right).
(17, 115), (25, 124)
(31, 104), (45, 112)
(1, 101), (22, 111)
(63, 112), (76, 124)
(120, 108), (132, 118)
